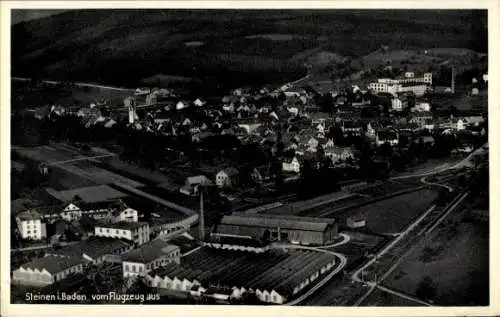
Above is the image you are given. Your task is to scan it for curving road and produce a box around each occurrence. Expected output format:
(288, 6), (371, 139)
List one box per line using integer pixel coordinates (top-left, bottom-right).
(420, 176), (454, 192)
(283, 247), (347, 306)
(270, 235), (349, 306)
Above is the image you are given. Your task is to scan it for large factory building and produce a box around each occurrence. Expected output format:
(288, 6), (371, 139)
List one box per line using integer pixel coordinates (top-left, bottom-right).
(213, 214), (338, 246)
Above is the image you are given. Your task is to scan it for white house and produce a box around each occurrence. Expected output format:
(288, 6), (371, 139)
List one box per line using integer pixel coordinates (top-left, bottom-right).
(282, 157), (301, 173)
(94, 222), (150, 246)
(193, 98), (206, 107)
(413, 102), (431, 112)
(12, 255), (85, 287)
(16, 210), (47, 241)
(176, 101), (189, 110)
(122, 239), (181, 279)
(366, 123), (376, 138)
(391, 98), (403, 112)
(113, 207), (139, 223)
(455, 119), (466, 131)
(216, 168), (240, 188)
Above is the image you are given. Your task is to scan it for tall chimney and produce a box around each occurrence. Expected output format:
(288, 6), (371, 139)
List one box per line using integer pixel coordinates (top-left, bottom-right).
(451, 66), (455, 95)
(199, 189), (205, 241)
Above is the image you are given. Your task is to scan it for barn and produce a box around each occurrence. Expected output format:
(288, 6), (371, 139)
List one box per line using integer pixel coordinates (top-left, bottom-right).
(214, 214), (338, 246)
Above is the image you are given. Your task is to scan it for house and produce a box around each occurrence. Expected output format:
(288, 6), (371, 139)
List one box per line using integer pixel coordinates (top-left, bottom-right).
(94, 222), (150, 246)
(122, 239), (181, 279)
(135, 87), (151, 96)
(193, 98), (206, 107)
(282, 157), (301, 173)
(222, 103), (235, 112)
(113, 207), (139, 223)
(346, 214), (366, 228)
(463, 116), (485, 126)
(375, 129), (399, 147)
(413, 102), (431, 112)
(454, 118), (466, 131)
(325, 147), (355, 164)
(341, 121), (363, 136)
(176, 101), (189, 110)
(391, 98), (403, 112)
(179, 175), (212, 196)
(366, 123), (376, 138)
(12, 255), (85, 287)
(104, 119), (117, 128)
(216, 167), (240, 188)
(409, 112), (433, 127)
(16, 210), (47, 241)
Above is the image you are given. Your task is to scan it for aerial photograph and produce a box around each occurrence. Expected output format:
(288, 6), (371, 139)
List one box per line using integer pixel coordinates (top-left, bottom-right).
(8, 9), (489, 306)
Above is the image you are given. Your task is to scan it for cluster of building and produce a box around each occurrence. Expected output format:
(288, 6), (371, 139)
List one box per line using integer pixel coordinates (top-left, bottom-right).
(12, 178), (342, 304)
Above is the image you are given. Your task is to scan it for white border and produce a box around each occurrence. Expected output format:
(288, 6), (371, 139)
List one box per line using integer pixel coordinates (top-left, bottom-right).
(1, 1), (499, 317)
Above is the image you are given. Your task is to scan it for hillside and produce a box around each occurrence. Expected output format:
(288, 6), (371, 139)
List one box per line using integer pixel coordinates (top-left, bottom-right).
(11, 10), (487, 89)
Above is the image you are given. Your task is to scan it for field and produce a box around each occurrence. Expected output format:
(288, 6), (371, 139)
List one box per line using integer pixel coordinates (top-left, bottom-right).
(354, 180), (422, 198)
(345, 189), (439, 234)
(12, 10), (486, 89)
(14, 145), (145, 188)
(383, 216), (489, 305)
(45, 166), (99, 190)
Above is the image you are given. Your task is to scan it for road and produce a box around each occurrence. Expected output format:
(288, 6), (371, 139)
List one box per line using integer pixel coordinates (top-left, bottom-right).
(420, 176), (454, 192)
(12, 77), (135, 92)
(114, 183), (198, 218)
(391, 142), (488, 181)
(11, 240), (81, 252)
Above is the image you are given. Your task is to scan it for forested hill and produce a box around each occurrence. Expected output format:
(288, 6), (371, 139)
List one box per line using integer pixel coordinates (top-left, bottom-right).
(12, 10), (487, 88)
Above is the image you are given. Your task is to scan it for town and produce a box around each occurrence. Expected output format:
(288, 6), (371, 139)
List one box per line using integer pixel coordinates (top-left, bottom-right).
(9, 9), (489, 307)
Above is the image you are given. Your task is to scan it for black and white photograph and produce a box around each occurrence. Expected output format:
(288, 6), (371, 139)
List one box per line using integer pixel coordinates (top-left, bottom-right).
(1, 2), (497, 315)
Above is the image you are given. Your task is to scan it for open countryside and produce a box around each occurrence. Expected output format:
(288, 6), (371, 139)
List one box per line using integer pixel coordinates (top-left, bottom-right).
(8, 8), (489, 308)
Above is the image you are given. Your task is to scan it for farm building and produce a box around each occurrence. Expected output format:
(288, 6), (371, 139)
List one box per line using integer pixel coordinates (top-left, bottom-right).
(213, 214), (338, 246)
(12, 255), (86, 287)
(144, 248), (337, 304)
(347, 214), (367, 228)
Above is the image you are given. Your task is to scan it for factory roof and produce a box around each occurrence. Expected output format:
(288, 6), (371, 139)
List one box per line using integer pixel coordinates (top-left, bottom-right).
(219, 214), (335, 232)
(47, 236), (131, 260)
(121, 239), (179, 264)
(17, 255), (85, 275)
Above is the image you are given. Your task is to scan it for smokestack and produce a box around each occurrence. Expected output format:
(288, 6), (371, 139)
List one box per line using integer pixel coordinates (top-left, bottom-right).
(199, 189), (205, 241)
(451, 66), (455, 95)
